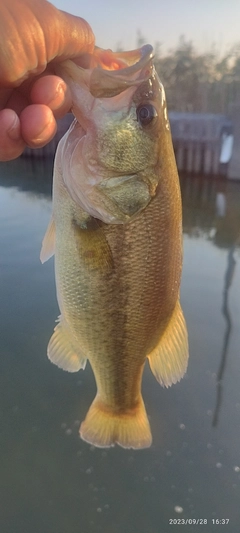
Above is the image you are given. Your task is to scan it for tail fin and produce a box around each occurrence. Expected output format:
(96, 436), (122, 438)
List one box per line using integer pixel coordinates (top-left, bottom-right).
(80, 396), (152, 449)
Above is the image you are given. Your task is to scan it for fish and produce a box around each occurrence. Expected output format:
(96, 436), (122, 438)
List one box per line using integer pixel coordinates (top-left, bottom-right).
(40, 44), (189, 449)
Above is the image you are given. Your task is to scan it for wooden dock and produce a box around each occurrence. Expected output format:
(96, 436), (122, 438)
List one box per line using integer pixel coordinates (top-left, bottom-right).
(169, 112), (232, 177)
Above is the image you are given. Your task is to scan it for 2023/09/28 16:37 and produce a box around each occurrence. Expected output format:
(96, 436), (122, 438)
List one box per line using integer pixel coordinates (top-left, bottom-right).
(168, 518), (230, 525)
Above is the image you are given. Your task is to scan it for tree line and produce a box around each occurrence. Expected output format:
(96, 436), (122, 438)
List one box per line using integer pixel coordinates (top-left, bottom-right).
(136, 33), (240, 115)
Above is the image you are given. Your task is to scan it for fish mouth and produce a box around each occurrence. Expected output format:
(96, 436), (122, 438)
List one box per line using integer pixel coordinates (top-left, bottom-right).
(56, 45), (154, 98)
(89, 44), (154, 97)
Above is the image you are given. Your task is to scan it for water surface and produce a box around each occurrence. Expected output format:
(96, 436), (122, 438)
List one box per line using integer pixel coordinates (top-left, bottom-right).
(0, 159), (239, 533)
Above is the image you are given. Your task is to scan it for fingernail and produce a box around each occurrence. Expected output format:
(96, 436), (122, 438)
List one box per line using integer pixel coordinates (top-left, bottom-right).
(30, 120), (57, 146)
(7, 115), (21, 141)
(31, 124), (49, 144)
(47, 82), (66, 109)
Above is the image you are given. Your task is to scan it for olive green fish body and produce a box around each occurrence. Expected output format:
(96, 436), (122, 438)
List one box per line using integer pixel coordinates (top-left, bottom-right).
(41, 45), (188, 449)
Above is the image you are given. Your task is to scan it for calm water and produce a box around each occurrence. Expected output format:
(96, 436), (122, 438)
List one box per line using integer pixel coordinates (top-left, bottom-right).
(0, 158), (240, 533)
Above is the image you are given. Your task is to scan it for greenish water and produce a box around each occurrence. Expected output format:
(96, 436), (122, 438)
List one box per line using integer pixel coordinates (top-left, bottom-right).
(0, 158), (240, 533)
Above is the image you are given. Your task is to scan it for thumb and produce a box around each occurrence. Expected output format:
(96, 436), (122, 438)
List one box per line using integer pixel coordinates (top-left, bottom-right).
(46, 8), (95, 62)
(0, 0), (95, 87)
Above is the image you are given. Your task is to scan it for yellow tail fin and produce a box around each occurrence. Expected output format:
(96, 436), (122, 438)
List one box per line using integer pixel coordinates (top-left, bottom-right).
(80, 396), (152, 449)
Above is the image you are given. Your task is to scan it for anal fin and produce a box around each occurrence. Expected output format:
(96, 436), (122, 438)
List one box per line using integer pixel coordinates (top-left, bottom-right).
(47, 318), (87, 372)
(148, 300), (189, 387)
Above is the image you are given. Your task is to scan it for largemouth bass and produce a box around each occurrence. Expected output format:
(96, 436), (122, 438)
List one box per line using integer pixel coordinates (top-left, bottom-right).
(41, 45), (188, 449)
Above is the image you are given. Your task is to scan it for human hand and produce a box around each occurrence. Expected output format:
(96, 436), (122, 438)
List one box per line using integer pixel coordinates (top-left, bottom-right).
(0, 0), (94, 161)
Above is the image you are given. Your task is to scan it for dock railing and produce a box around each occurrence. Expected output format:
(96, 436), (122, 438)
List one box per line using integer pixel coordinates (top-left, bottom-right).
(169, 112), (233, 177)
(22, 111), (239, 179)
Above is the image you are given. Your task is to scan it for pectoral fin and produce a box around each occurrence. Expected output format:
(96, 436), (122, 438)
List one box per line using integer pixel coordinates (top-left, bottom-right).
(73, 217), (113, 272)
(148, 300), (189, 387)
(47, 318), (87, 372)
(40, 215), (55, 263)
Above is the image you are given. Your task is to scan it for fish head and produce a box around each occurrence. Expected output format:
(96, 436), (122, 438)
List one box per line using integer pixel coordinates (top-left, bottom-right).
(56, 45), (172, 224)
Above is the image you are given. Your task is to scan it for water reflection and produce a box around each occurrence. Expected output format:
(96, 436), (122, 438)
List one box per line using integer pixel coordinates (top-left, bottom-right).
(0, 157), (53, 197)
(180, 174), (240, 248)
(180, 174), (240, 429)
(212, 246), (236, 427)
(1, 160), (240, 532)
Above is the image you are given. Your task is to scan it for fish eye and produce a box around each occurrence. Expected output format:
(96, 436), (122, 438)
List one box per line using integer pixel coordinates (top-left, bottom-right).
(136, 104), (158, 126)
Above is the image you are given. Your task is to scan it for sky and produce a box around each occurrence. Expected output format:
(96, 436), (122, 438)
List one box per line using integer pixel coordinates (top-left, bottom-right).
(52, 0), (240, 57)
